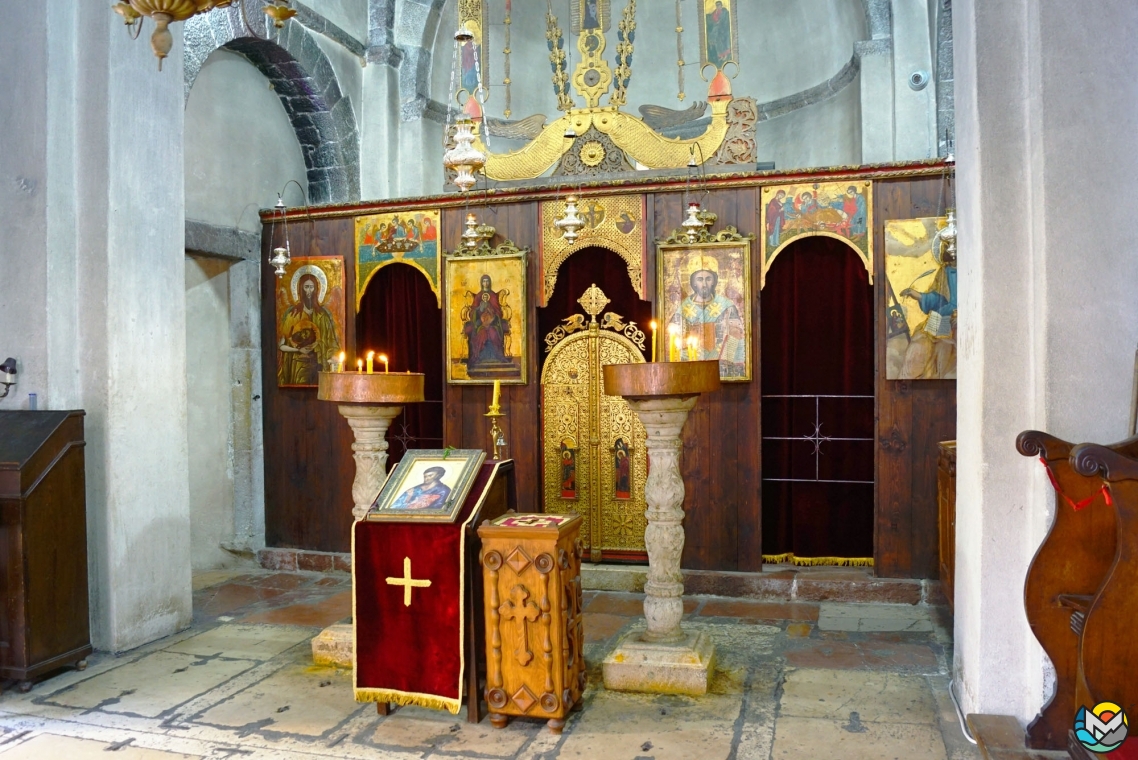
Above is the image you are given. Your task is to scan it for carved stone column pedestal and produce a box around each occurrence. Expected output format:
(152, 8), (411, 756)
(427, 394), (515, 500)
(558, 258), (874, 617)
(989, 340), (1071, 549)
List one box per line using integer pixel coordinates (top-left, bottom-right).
(599, 361), (720, 697)
(339, 405), (404, 520)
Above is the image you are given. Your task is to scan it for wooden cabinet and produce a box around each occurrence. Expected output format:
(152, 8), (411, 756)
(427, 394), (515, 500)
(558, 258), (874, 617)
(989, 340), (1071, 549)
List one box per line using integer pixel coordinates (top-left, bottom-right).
(477, 513), (584, 734)
(0, 411), (91, 690)
(937, 441), (956, 612)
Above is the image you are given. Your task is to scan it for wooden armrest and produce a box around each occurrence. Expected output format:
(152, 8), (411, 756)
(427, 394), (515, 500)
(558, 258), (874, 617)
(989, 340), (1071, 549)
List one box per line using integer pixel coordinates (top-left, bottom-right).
(1019, 431), (1138, 462)
(1017, 430), (1074, 460)
(1072, 443), (1138, 482)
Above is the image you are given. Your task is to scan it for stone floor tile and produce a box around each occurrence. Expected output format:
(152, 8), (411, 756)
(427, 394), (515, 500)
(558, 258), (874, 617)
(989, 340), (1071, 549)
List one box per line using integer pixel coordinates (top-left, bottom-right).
(194, 584), (288, 619)
(817, 603), (933, 632)
(191, 652), (362, 738)
(584, 592), (697, 616)
(554, 688), (743, 760)
(238, 591), (352, 627)
(584, 592), (645, 616)
(858, 640), (942, 672)
(42, 651), (255, 718)
(0, 733), (203, 759)
(785, 623), (813, 638)
(252, 573), (311, 591)
(191, 569), (252, 593)
(371, 708), (538, 755)
(784, 641), (866, 669)
(163, 624), (314, 661)
(699, 600), (820, 622)
(582, 612), (634, 643)
(771, 716), (948, 760)
(779, 669), (939, 724)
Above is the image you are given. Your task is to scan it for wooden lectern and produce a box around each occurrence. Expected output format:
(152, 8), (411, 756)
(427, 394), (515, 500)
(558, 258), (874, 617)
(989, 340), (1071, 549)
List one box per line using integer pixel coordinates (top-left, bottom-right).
(0, 411), (91, 691)
(478, 513), (585, 734)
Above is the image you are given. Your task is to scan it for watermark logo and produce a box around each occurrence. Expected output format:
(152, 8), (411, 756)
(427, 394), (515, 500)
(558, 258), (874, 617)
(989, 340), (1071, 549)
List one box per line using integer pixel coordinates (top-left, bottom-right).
(1074, 702), (1129, 753)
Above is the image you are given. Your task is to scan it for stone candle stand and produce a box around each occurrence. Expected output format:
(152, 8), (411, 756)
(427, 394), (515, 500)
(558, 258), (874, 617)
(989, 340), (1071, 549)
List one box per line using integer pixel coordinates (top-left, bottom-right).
(599, 360), (721, 696)
(317, 371), (425, 521)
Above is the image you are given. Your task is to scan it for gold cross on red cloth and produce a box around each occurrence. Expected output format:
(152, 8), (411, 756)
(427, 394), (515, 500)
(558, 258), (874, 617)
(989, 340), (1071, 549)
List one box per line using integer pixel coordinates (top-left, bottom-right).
(386, 556), (432, 607)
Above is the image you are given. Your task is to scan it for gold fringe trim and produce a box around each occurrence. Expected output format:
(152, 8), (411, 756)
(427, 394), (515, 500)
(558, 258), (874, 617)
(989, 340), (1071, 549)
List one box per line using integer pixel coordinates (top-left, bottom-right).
(354, 687), (461, 715)
(763, 553), (875, 568)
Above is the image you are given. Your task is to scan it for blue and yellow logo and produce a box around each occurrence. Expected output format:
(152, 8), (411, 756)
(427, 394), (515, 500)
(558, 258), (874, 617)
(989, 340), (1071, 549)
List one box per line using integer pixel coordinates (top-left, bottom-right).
(1074, 702), (1129, 753)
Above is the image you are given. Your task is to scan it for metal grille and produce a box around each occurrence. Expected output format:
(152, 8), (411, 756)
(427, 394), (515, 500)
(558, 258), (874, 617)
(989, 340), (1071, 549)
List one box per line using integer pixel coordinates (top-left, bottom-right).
(762, 394), (874, 485)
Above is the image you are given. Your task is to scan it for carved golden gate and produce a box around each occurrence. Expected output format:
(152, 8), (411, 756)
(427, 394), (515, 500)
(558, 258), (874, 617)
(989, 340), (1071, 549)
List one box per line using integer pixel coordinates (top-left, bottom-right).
(541, 285), (648, 561)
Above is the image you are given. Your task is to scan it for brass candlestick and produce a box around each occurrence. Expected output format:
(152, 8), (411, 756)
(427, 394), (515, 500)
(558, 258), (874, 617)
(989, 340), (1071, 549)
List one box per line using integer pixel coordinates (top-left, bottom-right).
(485, 405), (507, 460)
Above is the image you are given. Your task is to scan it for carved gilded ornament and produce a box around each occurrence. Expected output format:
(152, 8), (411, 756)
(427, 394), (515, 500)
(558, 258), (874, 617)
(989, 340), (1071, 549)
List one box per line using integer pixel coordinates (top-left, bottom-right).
(539, 194), (646, 305)
(465, 0), (734, 181)
(540, 285), (648, 556)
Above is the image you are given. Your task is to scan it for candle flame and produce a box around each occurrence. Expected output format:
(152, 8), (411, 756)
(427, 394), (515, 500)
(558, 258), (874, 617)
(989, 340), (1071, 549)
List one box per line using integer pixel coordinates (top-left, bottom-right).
(378, 354), (388, 363)
(366, 350), (375, 360)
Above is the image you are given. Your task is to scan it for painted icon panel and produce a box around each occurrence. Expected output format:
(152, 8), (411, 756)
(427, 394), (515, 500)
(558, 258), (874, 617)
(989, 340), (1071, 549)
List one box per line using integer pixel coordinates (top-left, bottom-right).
(275, 256), (345, 388)
(445, 246), (529, 384)
(884, 217), (957, 380)
(656, 240), (751, 382)
(355, 210), (441, 307)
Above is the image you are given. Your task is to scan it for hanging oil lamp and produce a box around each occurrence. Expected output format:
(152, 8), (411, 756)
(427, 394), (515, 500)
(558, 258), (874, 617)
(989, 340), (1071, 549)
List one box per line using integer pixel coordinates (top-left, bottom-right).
(443, 118), (486, 193)
(554, 195), (585, 243)
(681, 202), (705, 243)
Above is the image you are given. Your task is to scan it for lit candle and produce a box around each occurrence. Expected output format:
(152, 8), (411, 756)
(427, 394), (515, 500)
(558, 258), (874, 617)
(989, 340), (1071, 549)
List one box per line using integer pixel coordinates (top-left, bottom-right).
(379, 353), (389, 374)
(357, 358), (363, 373)
(338, 351), (346, 372)
(491, 379), (501, 409)
(650, 320), (658, 362)
(667, 324), (680, 362)
(686, 335), (699, 360)
(366, 351), (375, 374)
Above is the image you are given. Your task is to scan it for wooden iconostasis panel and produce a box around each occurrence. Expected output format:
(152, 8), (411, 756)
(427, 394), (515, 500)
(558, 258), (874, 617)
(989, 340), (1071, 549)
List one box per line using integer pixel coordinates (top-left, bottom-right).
(260, 173), (955, 578)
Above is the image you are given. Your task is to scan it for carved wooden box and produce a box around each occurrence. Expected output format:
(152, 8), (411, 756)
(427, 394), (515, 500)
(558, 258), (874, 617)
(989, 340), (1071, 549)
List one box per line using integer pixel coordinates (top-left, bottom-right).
(477, 513), (584, 734)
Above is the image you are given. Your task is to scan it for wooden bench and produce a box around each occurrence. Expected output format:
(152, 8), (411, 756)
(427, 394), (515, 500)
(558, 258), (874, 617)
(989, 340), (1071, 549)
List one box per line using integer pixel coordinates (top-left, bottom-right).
(1065, 443), (1138, 758)
(1015, 431), (1135, 750)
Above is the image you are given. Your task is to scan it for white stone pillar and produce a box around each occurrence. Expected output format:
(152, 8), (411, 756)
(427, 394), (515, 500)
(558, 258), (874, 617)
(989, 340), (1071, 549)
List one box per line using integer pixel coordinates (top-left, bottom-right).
(340, 405), (404, 520)
(953, 0), (1138, 724)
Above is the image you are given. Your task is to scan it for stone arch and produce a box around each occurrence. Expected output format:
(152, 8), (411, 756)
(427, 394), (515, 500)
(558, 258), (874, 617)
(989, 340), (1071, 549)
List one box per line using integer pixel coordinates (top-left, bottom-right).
(183, 8), (360, 203)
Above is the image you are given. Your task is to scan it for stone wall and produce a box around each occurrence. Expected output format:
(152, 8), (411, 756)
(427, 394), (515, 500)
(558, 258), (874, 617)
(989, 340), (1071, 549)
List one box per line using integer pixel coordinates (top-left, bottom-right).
(953, 0), (1138, 725)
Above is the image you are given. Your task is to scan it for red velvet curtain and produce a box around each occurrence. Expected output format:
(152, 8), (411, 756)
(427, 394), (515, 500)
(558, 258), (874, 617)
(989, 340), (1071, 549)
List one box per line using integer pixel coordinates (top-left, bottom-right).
(761, 237), (874, 559)
(356, 263), (444, 467)
(538, 247), (653, 342)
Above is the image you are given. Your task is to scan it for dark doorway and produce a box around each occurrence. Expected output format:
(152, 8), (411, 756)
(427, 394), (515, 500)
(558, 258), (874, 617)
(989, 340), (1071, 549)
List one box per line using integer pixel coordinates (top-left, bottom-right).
(356, 263), (444, 468)
(538, 247), (652, 340)
(760, 237), (874, 560)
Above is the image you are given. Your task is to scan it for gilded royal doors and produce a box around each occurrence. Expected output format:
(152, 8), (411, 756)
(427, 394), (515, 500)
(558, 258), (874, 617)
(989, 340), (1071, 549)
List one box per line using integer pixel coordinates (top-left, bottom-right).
(541, 285), (649, 560)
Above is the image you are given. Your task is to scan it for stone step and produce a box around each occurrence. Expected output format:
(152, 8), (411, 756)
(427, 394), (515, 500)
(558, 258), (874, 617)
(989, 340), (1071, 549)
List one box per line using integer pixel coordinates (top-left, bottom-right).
(263, 548), (945, 606)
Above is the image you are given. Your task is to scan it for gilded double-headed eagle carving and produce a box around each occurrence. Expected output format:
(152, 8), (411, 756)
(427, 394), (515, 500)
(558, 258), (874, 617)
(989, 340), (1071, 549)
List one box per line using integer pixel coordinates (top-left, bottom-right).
(463, 2), (736, 181)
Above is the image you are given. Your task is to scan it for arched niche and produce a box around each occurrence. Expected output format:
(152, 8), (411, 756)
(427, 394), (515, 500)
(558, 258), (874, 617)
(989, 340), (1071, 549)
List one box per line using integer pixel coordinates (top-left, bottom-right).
(760, 236), (875, 565)
(356, 262), (444, 466)
(537, 246), (653, 347)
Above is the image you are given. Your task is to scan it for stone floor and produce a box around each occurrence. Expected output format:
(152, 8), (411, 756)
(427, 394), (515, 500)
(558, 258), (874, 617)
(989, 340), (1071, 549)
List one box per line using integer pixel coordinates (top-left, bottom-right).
(0, 568), (980, 759)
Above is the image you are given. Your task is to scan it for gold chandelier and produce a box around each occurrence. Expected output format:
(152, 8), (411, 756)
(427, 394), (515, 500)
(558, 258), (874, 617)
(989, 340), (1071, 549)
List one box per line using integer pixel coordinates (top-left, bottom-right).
(112, 0), (296, 70)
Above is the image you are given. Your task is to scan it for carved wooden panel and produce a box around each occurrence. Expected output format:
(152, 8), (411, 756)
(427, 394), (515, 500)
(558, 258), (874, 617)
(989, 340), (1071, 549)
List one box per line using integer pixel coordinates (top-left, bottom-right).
(478, 513), (584, 733)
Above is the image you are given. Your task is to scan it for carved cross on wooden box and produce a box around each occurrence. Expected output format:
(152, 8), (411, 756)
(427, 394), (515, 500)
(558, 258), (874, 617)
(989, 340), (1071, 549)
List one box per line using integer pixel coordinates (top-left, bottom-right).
(478, 512), (585, 734)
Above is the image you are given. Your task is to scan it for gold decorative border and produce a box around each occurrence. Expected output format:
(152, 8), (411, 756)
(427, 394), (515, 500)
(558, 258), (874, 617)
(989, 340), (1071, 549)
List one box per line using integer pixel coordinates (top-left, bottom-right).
(539, 194), (647, 305)
(352, 460), (505, 715)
